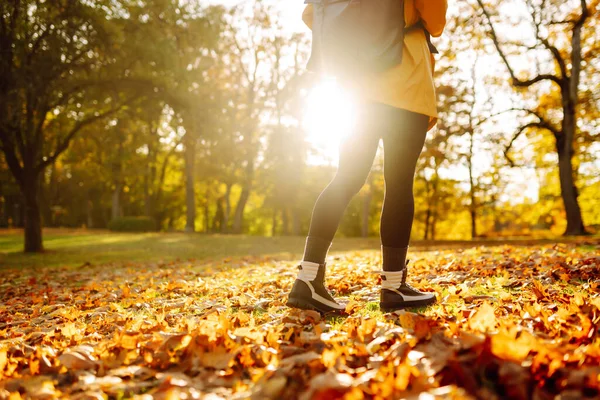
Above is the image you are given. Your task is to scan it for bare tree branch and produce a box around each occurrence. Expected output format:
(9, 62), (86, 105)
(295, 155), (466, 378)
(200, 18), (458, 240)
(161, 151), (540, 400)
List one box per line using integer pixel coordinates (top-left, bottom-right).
(504, 122), (558, 167)
(549, 19), (577, 25)
(0, 130), (24, 185)
(155, 135), (183, 205)
(38, 94), (140, 171)
(0, 5), (6, 36)
(233, 35), (251, 82)
(566, 0), (590, 113)
(476, 0), (564, 88)
(538, 37), (567, 78)
(27, 25), (52, 63)
(528, 0), (568, 77)
(484, 107), (560, 135)
(576, 0), (589, 27)
(517, 74), (563, 87)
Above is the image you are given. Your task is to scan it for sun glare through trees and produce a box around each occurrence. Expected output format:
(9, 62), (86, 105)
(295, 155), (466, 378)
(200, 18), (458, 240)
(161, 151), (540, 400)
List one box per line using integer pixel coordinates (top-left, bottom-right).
(303, 80), (358, 163)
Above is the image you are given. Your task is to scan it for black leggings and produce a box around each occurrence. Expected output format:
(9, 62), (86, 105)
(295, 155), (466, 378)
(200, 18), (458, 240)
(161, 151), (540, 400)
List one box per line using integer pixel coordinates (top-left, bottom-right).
(308, 103), (429, 248)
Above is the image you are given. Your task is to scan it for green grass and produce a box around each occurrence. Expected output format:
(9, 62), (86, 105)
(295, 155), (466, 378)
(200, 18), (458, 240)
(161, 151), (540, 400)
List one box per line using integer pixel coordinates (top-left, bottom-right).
(0, 229), (381, 269)
(1, 228), (596, 270)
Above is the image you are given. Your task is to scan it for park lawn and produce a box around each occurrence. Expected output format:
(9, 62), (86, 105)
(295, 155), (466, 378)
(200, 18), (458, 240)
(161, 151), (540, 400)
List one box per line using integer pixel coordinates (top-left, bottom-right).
(1, 232), (599, 398)
(0, 229), (384, 269)
(0, 228), (594, 269)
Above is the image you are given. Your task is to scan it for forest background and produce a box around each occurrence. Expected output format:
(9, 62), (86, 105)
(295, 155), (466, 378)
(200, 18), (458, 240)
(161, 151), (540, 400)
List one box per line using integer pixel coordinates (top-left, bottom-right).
(1, 0), (598, 253)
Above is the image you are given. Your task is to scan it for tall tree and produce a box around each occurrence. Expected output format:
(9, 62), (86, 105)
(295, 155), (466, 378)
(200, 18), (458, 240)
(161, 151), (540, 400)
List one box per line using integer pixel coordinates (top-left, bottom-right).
(475, 0), (593, 235)
(224, 1), (279, 234)
(0, 0), (149, 251)
(262, 32), (310, 236)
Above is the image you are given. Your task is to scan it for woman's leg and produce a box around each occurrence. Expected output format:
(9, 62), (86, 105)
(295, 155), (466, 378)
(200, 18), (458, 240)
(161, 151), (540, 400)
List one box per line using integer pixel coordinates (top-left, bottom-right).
(377, 107), (435, 311)
(380, 108), (429, 249)
(303, 115), (381, 264)
(380, 107), (428, 271)
(288, 107), (380, 313)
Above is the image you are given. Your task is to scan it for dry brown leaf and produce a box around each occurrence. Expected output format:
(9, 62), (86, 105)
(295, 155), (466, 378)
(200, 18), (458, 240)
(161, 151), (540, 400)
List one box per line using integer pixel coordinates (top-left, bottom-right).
(2, 239), (600, 399)
(109, 365), (155, 380)
(70, 391), (105, 400)
(491, 330), (537, 362)
(20, 377), (57, 398)
(280, 351), (321, 367)
(200, 349), (235, 369)
(299, 370), (354, 400)
(468, 302), (497, 332)
(252, 375), (287, 399)
(58, 347), (97, 371)
(233, 327), (263, 343)
(0, 350), (7, 374)
(119, 333), (139, 350)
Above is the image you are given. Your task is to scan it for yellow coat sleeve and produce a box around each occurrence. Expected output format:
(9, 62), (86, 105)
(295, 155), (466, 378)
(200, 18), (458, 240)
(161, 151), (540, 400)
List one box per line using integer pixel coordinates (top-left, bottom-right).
(414, 0), (448, 37)
(302, 5), (314, 30)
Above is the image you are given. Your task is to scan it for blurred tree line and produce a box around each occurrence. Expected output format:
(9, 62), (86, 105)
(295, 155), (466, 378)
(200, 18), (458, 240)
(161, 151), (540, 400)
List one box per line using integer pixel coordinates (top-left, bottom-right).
(0, 0), (598, 252)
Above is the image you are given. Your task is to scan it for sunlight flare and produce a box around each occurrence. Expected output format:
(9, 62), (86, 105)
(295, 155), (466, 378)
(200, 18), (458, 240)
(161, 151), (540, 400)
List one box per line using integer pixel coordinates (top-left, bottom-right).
(303, 80), (358, 161)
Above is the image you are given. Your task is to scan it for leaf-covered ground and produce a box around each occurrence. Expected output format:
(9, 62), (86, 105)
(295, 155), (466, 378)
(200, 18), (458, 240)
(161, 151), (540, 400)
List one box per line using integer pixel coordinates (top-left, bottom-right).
(1, 239), (600, 399)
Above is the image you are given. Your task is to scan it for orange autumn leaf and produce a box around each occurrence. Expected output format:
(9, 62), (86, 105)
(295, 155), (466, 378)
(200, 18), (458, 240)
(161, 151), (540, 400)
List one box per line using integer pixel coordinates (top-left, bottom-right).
(468, 302), (497, 332)
(491, 330), (537, 362)
(1, 238), (599, 399)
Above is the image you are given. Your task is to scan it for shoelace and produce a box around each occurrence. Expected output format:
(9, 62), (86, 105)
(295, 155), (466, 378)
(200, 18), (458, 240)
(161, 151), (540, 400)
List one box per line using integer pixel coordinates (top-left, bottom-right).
(398, 260), (415, 289)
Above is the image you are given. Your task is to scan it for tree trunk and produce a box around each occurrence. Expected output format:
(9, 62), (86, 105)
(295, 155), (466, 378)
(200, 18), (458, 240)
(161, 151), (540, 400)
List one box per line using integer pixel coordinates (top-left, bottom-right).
(153, 138), (180, 222)
(423, 205), (431, 240)
(111, 143), (122, 220)
(361, 189), (372, 238)
(282, 207), (290, 235)
(222, 183), (232, 233)
(493, 201), (502, 233)
(213, 197), (224, 233)
(292, 207), (301, 236)
(423, 176), (439, 240)
(555, 14), (588, 236)
(22, 177), (43, 253)
(111, 182), (122, 220)
(204, 188), (210, 233)
(232, 161), (254, 234)
(470, 204), (477, 239)
(0, 181), (5, 227)
(423, 178), (432, 240)
(144, 161), (151, 217)
(271, 208), (278, 237)
(145, 120), (159, 217)
(40, 165), (54, 227)
(557, 112), (587, 235)
(233, 186), (250, 234)
(112, 130), (123, 221)
(86, 192), (94, 229)
(430, 177), (439, 240)
(468, 132), (478, 239)
(184, 136), (196, 232)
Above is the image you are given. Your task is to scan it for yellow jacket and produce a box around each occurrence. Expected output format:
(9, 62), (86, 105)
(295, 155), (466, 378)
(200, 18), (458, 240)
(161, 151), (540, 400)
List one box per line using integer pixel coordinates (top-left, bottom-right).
(303, 0), (448, 130)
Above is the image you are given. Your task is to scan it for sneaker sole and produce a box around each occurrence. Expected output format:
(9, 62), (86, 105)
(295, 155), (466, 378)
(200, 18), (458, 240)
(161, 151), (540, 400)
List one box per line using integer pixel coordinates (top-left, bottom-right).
(287, 296), (344, 315)
(380, 296), (437, 312)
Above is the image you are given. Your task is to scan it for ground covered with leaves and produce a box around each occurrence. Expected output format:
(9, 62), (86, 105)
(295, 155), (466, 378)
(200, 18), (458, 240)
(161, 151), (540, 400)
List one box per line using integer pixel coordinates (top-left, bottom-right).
(1, 239), (600, 399)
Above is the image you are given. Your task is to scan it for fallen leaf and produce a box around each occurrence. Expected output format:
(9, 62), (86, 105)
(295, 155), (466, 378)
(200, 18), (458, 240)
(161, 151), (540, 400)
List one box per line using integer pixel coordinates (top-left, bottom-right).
(200, 349), (235, 369)
(491, 330), (537, 362)
(58, 347), (97, 371)
(280, 351), (321, 367)
(468, 302), (496, 332)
